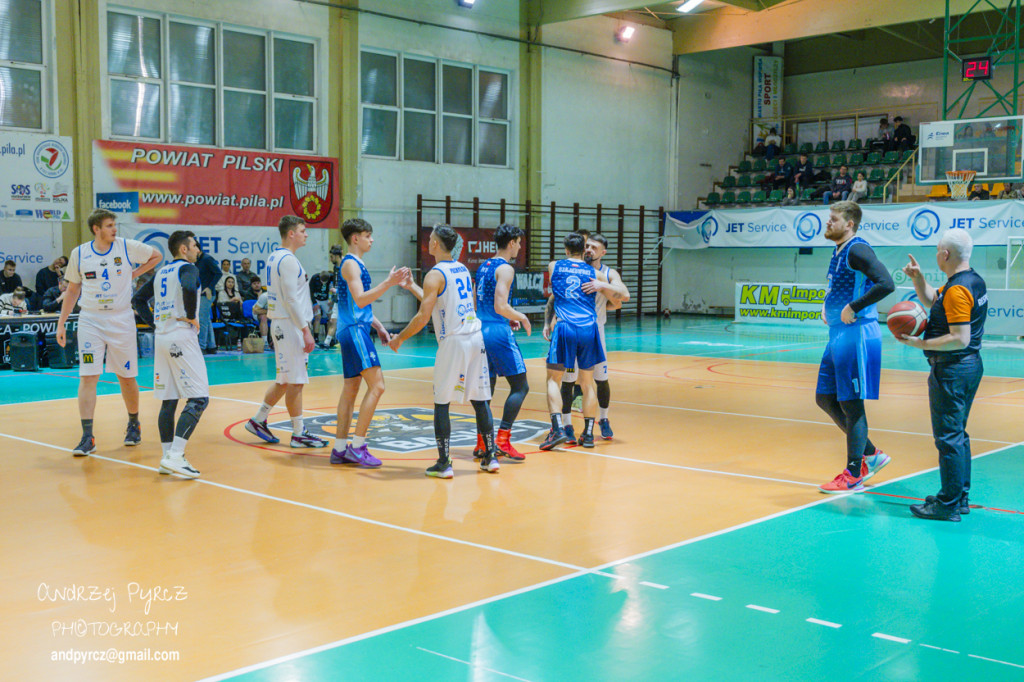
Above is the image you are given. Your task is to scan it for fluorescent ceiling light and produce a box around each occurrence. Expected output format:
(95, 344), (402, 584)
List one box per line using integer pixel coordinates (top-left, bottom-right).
(456, 0), (476, 7)
(677, 0), (705, 12)
(616, 25), (635, 42)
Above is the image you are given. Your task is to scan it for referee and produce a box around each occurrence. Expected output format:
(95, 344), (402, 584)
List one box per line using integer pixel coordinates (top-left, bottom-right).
(899, 229), (987, 522)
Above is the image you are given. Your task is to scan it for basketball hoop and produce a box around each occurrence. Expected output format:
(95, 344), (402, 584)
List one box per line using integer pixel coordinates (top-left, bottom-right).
(945, 170), (977, 201)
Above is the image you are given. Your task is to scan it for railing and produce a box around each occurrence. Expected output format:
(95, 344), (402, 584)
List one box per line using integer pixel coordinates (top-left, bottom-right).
(750, 102), (939, 150)
(883, 153), (919, 202)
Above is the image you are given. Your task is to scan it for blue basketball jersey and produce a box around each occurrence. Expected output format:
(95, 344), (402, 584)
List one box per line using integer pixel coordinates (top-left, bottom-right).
(475, 257), (512, 324)
(551, 258), (598, 327)
(336, 254), (373, 327)
(824, 237), (879, 327)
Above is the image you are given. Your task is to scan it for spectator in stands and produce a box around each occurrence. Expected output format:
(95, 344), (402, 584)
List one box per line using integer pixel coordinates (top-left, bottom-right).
(1, 260), (23, 294)
(893, 116), (914, 153)
(823, 165), (854, 204)
(196, 245), (221, 354)
(235, 258), (255, 292)
(874, 117), (894, 151)
(998, 183), (1023, 199)
(764, 128), (782, 160)
(35, 256), (67, 295)
(309, 270), (332, 345)
(243, 275), (262, 301)
(849, 171), (870, 203)
(217, 276), (243, 305)
(793, 153), (814, 190)
(42, 277), (77, 314)
(0, 288), (27, 315)
(214, 259), (232, 293)
(765, 156), (793, 191)
(252, 289), (270, 347)
(781, 187), (798, 206)
(968, 184), (990, 201)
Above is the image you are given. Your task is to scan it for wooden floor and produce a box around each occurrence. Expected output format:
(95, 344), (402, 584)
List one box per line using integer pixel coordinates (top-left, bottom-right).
(3, 350), (1023, 681)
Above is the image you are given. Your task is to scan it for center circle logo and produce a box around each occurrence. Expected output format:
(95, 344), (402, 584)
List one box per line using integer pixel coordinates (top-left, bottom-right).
(136, 228), (170, 260)
(33, 139), (70, 179)
(909, 208), (941, 241)
(795, 212), (822, 242)
(699, 216), (718, 244)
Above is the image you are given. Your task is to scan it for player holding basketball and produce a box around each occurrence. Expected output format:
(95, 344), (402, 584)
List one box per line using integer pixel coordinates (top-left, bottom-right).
(540, 233), (628, 450)
(57, 209), (162, 455)
(150, 230), (208, 478)
(899, 230), (987, 521)
(390, 224), (499, 478)
(816, 201), (895, 493)
(245, 216), (328, 448)
(330, 218), (408, 468)
(556, 233), (629, 443)
(473, 223), (531, 462)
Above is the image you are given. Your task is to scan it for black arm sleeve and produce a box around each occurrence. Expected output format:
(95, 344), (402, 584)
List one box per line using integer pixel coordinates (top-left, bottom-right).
(179, 264), (200, 319)
(132, 276), (156, 327)
(846, 242), (896, 312)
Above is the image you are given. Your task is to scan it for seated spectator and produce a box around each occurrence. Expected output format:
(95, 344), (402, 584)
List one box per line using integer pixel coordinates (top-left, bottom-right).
(252, 290), (270, 347)
(217, 276), (243, 305)
(0, 288), (28, 315)
(823, 165), (854, 204)
(235, 258), (255, 292)
(214, 259), (232, 293)
(998, 183), (1023, 199)
(968, 184), (990, 201)
(764, 128), (782, 160)
(765, 156), (793, 191)
(792, 154), (814, 189)
(893, 116), (914, 152)
(873, 117), (893, 151)
(780, 187), (798, 206)
(42, 277), (78, 314)
(35, 256), (67, 295)
(849, 172), (870, 203)
(243, 275), (262, 301)
(1, 260), (23, 294)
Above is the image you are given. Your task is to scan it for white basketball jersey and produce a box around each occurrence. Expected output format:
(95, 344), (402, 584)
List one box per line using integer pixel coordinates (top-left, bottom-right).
(67, 238), (150, 313)
(266, 247), (313, 323)
(595, 263), (611, 326)
(153, 261), (196, 334)
(431, 260), (480, 342)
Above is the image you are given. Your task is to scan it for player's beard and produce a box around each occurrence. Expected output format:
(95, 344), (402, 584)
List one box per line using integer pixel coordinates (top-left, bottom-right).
(584, 253), (594, 264)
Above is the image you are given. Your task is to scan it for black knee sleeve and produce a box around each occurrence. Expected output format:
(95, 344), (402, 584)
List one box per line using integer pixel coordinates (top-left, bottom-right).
(175, 397), (209, 440)
(158, 400), (179, 443)
(596, 379), (611, 410)
(560, 381), (575, 414)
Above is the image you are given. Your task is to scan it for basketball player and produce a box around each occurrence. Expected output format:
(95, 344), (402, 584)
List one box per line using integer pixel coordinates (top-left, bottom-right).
(57, 208), (162, 455)
(330, 218), (409, 467)
(816, 200), (895, 493)
(245, 216), (328, 448)
(473, 223), (531, 462)
(557, 233), (629, 442)
(540, 233), (627, 450)
(390, 224), (499, 478)
(151, 230), (208, 478)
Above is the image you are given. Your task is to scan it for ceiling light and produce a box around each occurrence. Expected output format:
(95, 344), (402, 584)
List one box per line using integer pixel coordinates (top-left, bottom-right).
(677, 0), (705, 12)
(615, 25), (636, 43)
(456, 0), (476, 7)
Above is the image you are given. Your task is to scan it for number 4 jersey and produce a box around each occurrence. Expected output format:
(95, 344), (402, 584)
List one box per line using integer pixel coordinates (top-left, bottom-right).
(65, 238), (157, 313)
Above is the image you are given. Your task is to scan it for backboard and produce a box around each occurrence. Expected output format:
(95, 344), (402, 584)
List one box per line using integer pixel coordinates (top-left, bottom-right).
(917, 115), (1023, 184)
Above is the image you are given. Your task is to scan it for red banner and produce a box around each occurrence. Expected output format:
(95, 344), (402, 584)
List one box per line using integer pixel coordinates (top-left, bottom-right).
(92, 140), (339, 227)
(417, 227), (528, 273)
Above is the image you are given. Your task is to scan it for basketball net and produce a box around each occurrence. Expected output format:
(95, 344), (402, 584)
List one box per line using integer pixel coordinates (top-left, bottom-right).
(945, 170), (976, 201)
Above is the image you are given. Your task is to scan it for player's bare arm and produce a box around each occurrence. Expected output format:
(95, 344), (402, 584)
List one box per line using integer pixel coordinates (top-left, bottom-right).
(389, 269), (442, 352)
(494, 263), (531, 336)
(582, 268), (628, 300)
(133, 251), (162, 279)
(400, 269), (424, 301)
(371, 315), (391, 344)
(344, 260), (408, 308)
(55, 281), (82, 347)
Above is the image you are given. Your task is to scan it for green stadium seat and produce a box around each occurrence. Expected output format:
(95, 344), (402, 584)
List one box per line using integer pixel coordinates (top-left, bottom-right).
(901, 149), (915, 162)
(721, 191), (737, 205)
(752, 158), (767, 172)
(783, 143), (797, 155)
(831, 140), (846, 152)
(752, 173), (767, 185)
(736, 174), (752, 187)
(704, 192), (721, 206)
(815, 141), (830, 153)
(870, 185), (886, 200)
(883, 151), (900, 164)
(815, 155), (830, 168)
(868, 168), (886, 182)
(721, 175), (736, 188)
(865, 137), (876, 149)
(799, 142), (814, 154)
(751, 190), (767, 203)
(848, 152), (865, 166)
(847, 139), (862, 151)
(738, 159), (752, 173)
(800, 187), (816, 201)
(832, 153), (847, 167)
(737, 190), (752, 204)
(866, 151), (882, 165)
(768, 189), (785, 202)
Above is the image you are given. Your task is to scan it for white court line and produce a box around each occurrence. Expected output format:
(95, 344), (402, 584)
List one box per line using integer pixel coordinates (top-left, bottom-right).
(968, 654), (1024, 669)
(640, 581), (669, 589)
(415, 647), (534, 682)
(807, 618), (842, 629)
(690, 593), (722, 601)
(921, 644), (960, 654)
(746, 604), (780, 614)
(873, 633), (911, 644)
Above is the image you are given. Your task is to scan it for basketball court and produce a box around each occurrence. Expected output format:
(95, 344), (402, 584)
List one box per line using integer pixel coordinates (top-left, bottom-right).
(4, 317), (1024, 681)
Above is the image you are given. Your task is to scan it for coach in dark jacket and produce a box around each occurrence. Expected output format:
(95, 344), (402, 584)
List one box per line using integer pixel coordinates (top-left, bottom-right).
(196, 248), (222, 352)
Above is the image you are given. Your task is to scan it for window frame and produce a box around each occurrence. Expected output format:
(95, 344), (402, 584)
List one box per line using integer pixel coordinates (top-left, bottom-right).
(0, 0), (56, 133)
(102, 7), (319, 154)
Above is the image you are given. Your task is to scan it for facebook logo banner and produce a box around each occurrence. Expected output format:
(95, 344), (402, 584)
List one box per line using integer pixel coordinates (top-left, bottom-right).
(95, 191), (139, 213)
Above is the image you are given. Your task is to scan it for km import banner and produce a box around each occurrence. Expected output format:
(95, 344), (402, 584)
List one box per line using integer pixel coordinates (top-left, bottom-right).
(92, 141), (339, 228)
(417, 227), (528, 273)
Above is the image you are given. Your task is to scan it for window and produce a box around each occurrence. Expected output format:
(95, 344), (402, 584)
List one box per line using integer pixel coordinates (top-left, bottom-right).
(105, 9), (318, 152)
(0, 0), (50, 131)
(360, 49), (511, 167)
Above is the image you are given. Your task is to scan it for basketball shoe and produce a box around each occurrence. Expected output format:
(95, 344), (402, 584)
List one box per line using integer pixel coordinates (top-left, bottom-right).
(473, 433), (487, 459)
(598, 418), (614, 440)
(563, 424), (577, 445)
(578, 431), (595, 448)
(72, 434), (95, 457)
(479, 451), (500, 473)
(819, 468), (865, 494)
(159, 454), (200, 479)
(291, 431), (328, 448)
(124, 421), (142, 446)
(860, 449), (891, 482)
(539, 428), (568, 451)
(245, 419), (280, 443)
(496, 429), (525, 461)
(426, 457), (454, 479)
(330, 444), (382, 467)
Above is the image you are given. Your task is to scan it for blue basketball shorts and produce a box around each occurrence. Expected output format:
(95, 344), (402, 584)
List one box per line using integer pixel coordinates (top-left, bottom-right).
(481, 322), (527, 377)
(547, 321), (605, 372)
(816, 321), (882, 401)
(337, 323), (380, 379)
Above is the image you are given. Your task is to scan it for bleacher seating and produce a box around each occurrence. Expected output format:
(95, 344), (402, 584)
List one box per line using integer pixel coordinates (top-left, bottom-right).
(831, 153), (846, 167)
(736, 175), (752, 188)
(751, 190), (767, 204)
(721, 175), (736, 188)
(768, 189), (785, 202)
(830, 140), (845, 152)
(705, 192), (721, 206)
(738, 159), (752, 173)
(847, 139), (862, 151)
(814, 141), (830, 153)
(737, 190), (752, 204)
(721, 190), (737, 205)
(752, 158), (767, 172)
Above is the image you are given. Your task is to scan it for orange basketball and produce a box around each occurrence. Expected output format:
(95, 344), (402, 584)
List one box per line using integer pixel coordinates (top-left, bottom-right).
(886, 301), (928, 338)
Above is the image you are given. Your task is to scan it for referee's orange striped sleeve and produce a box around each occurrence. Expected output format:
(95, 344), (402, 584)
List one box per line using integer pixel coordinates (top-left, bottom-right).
(942, 284), (974, 324)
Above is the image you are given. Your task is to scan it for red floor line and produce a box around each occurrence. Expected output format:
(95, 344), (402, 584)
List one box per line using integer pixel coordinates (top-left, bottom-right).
(865, 490), (1023, 515)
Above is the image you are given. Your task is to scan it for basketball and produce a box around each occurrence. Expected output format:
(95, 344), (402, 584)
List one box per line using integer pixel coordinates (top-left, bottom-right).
(886, 301), (928, 338)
